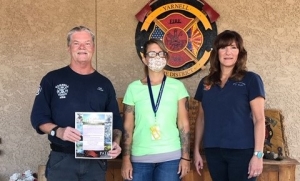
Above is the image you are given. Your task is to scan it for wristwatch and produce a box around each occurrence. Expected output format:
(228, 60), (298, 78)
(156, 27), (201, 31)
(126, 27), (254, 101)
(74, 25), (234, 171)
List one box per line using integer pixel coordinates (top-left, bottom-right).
(254, 151), (264, 159)
(50, 126), (59, 137)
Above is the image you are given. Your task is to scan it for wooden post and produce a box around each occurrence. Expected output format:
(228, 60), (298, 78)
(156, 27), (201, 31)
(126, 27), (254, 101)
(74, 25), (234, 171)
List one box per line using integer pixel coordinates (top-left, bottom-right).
(278, 164), (296, 181)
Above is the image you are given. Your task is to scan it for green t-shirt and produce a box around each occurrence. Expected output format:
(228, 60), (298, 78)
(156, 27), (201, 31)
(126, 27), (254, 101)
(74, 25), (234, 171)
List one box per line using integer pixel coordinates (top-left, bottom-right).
(123, 77), (189, 156)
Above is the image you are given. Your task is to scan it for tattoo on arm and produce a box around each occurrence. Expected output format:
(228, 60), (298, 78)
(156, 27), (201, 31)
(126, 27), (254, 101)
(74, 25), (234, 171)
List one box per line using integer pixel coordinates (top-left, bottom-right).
(185, 97), (189, 112)
(113, 129), (122, 142)
(122, 130), (132, 156)
(179, 128), (190, 156)
(121, 104), (135, 156)
(124, 104), (135, 114)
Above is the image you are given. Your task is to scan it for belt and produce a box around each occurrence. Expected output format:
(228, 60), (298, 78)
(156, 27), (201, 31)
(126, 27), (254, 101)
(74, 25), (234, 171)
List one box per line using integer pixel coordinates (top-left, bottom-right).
(50, 143), (74, 154)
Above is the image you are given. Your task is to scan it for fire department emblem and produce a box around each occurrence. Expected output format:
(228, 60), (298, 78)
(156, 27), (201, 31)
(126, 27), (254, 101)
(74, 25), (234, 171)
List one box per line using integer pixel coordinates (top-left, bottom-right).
(135, 0), (219, 78)
(55, 84), (69, 99)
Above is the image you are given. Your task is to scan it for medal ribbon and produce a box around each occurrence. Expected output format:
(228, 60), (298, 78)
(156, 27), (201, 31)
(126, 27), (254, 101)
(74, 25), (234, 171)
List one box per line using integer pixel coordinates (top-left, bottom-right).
(147, 75), (166, 118)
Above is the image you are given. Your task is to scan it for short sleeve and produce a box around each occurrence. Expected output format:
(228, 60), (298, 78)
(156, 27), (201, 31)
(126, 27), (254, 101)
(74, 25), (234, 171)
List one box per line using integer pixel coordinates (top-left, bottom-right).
(194, 78), (205, 102)
(248, 73), (265, 101)
(177, 81), (189, 100)
(123, 83), (135, 106)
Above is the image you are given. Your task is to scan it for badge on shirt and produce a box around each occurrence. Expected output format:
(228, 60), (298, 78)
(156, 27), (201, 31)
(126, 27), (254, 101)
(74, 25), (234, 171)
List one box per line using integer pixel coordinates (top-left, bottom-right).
(150, 124), (161, 140)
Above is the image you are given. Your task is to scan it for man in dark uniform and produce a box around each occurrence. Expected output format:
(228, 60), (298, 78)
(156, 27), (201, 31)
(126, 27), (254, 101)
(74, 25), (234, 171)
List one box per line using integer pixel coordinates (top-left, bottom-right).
(31, 26), (123, 181)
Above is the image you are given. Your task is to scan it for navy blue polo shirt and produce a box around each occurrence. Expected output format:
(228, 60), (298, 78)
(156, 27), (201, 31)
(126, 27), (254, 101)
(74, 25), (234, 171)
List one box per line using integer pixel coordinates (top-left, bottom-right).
(194, 71), (265, 149)
(31, 66), (123, 147)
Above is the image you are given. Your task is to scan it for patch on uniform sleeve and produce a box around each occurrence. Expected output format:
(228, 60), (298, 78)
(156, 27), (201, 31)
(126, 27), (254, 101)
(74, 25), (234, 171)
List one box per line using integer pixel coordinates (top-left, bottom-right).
(36, 86), (42, 96)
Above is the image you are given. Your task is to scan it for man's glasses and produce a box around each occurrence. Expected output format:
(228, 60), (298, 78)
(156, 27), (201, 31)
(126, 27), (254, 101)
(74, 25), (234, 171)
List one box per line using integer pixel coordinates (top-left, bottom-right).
(146, 51), (167, 58)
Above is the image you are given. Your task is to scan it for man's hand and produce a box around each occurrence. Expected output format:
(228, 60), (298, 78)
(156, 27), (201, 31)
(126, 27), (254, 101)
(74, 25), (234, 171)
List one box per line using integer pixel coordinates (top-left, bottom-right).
(56, 127), (81, 142)
(108, 142), (122, 159)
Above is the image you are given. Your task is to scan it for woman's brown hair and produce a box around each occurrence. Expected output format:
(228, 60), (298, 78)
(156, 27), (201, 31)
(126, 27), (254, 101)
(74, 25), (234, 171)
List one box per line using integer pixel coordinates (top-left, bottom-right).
(204, 30), (247, 85)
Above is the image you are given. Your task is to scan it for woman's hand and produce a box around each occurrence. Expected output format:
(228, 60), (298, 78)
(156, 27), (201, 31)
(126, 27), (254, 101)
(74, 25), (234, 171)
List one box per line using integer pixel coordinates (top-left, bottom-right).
(248, 156), (263, 178)
(194, 152), (204, 175)
(178, 158), (191, 179)
(121, 158), (133, 180)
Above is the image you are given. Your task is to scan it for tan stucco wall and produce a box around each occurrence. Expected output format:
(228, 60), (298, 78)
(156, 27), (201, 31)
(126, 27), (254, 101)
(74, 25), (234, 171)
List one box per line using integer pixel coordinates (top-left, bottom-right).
(0, 0), (299, 180)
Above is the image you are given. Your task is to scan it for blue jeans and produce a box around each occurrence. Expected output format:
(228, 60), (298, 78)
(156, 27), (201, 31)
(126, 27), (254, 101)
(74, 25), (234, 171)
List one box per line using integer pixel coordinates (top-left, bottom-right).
(127, 159), (181, 181)
(45, 151), (107, 181)
(205, 148), (257, 181)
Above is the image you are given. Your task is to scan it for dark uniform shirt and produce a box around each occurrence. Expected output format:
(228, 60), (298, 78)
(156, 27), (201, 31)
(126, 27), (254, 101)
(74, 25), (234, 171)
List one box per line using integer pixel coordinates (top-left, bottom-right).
(194, 71), (265, 149)
(31, 66), (123, 147)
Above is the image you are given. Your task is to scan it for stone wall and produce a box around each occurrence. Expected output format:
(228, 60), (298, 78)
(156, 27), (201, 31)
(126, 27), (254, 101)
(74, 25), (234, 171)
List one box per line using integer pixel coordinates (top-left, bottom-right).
(0, 0), (299, 180)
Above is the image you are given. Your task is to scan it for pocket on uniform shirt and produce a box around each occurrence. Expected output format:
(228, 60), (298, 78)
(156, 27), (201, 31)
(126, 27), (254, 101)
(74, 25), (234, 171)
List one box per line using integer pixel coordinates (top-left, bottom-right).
(88, 91), (108, 111)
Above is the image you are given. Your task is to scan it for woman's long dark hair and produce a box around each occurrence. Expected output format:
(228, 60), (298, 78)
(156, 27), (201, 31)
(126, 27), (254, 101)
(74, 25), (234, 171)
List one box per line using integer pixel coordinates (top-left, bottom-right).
(204, 30), (248, 85)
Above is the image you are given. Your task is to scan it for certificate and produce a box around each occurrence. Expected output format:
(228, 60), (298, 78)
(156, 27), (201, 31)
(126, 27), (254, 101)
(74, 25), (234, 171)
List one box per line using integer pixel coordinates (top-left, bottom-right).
(75, 112), (113, 159)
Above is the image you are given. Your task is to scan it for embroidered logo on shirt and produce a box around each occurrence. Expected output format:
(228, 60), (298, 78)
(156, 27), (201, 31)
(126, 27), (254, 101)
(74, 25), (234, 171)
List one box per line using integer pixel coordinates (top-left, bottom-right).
(55, 84), (69, 99)
(36, 86), (42, 95)
(233, 82), (246, 86)
(97, 87), (104, 91)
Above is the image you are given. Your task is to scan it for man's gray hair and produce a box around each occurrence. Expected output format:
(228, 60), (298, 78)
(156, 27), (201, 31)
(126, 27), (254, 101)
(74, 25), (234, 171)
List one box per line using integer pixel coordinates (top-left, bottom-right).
(67, 26), (95, 46)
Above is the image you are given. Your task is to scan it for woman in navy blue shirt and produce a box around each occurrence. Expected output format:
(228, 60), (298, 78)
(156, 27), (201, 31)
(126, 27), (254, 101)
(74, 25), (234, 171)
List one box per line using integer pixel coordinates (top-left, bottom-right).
(193, 30), (265, 181)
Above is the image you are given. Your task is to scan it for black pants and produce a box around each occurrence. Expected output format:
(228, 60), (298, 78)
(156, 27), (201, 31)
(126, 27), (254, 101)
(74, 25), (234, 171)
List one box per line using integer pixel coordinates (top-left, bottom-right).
(46, 151), (107, 181)
(205, 148), (257, 181)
